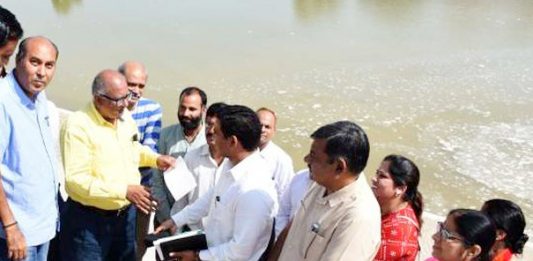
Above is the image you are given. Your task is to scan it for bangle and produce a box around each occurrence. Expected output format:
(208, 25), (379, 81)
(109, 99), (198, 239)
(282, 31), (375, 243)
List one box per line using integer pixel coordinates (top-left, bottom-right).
(2, 221), (17, 229)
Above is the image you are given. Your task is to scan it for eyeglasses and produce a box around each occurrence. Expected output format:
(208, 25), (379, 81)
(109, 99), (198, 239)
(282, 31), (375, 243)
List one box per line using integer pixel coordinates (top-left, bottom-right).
(98, 91), (132, 106)
(436, 222), (472, 246)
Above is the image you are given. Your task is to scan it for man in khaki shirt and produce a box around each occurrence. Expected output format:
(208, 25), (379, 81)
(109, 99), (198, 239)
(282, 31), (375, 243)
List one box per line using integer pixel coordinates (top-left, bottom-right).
(271, 121), (381, 261)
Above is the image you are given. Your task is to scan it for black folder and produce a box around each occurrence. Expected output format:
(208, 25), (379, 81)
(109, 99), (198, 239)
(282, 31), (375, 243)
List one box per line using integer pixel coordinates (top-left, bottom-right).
(150, 230), (208, 261)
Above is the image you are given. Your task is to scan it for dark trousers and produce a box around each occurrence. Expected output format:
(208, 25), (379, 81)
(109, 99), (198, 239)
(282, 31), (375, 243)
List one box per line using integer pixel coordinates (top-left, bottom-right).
(59, 200), (136, 261)
(47, 192), (66, 261)
(135, 209), (150, 261)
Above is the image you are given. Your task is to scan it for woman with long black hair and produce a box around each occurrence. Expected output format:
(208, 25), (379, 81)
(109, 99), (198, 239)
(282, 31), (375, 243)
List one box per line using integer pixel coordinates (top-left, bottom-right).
(372, 154), (423, 261)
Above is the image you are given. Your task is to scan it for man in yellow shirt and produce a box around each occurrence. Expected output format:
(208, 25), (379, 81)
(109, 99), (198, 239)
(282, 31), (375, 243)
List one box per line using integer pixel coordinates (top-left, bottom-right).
(59, 69), (175, 261)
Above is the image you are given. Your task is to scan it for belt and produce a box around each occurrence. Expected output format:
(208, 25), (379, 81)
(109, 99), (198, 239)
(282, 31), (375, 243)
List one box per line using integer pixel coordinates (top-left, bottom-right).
(69, 199), (131, 217)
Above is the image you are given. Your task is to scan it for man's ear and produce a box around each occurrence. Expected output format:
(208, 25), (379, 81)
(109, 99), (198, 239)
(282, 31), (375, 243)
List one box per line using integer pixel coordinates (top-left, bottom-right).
(202, 106), (207, 118)
(230, 135), (239, 148)
(335, 158), (347, 174)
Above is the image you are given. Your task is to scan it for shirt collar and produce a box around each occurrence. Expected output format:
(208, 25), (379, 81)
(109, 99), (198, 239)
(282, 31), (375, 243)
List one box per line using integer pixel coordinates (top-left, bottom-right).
(260, 141), (273, 152)
(7, 71), (43, 107)
(227, 151), (262, 181)
(316, 173), (367, 207)
(179, 124), (205, 144)
(87, 102), (129, 128)
(200, 143), (211, 156)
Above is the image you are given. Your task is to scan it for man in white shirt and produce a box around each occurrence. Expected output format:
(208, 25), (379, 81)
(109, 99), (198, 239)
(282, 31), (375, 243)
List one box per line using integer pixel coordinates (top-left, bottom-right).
(155, 105), (278, 261)
(181, 102), (227, 230)
(256, 107), (294, 202)
(275, 169), (312, 237)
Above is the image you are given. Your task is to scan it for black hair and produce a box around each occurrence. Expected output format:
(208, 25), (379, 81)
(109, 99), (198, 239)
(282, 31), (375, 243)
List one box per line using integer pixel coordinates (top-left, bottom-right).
(179, 86), (207, 107)
(218, 105), (261, 152)
(384, 154), (424, 226)
(206, 102), (227, 118)
(310, 121), (369, 175)
(481, 199), (529, 254)
(0, 6), (23, 46)
(449, 209), (496, 261)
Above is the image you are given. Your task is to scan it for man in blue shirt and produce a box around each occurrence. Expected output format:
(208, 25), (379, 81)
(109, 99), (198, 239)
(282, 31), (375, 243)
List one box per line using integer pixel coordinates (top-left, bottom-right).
(118, 61), (162, 260)
(0, 36), (59, 261)
(118, 61), (162, 156)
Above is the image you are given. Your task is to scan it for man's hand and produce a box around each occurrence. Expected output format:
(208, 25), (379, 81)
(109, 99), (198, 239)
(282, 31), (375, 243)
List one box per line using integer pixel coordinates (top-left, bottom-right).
(154, 219), (177, 235)
(156, 155), (176, 171)
(126, 185), (156, 214)
(169, 250), (198, 261)
(5, 224), (27, 261)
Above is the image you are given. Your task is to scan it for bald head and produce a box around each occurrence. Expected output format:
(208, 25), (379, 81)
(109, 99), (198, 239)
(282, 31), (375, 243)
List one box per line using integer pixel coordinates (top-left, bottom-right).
(92, 69), (127, 95)
(257, 107), (278, 149)
(16, 36), (58, 63)
(14, 36), (58, 99)
(118, 61), (146, 77)
(118, 61), (147, 109)
(92, 69), (129, 123)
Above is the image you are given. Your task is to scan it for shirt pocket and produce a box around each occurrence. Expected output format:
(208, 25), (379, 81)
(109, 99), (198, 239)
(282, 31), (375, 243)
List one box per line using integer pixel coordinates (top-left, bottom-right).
(304, 231), (326, 260)
(210, 195), (229, 223)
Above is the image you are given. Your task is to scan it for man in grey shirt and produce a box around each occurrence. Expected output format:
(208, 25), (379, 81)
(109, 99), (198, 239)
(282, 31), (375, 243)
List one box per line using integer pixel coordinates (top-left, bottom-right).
(152, 87), (207, 226)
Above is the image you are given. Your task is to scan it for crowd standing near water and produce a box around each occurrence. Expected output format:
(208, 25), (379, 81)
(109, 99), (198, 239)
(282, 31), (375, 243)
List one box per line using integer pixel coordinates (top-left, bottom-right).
(0, 4), (530, 261)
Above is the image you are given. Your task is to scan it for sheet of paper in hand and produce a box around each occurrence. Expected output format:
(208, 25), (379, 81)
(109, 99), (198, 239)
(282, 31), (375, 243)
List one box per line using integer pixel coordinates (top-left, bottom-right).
(163, 156), (197, 201)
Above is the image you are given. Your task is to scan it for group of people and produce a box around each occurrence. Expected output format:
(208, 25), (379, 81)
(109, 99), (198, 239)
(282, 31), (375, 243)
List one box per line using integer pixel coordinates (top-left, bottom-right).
(0, 4), (530, 261)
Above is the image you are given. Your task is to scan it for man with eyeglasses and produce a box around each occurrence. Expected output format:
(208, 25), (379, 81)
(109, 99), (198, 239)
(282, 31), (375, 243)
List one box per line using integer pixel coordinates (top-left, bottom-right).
(59, 69), (175, 261)
(118, 61), (162, 260)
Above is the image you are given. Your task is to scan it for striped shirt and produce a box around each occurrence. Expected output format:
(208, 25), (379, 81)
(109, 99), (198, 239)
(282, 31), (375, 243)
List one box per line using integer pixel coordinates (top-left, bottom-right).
(131, 97), (162, 185)
(131, 97), (162, 152)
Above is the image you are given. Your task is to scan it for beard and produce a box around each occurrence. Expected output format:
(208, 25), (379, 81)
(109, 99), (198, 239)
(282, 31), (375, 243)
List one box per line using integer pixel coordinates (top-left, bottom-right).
(179, 114), (202, 130)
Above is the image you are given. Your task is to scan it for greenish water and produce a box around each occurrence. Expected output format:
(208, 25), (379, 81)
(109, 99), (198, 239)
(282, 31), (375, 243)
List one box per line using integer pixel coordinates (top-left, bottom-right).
(3, 0), (533, 233)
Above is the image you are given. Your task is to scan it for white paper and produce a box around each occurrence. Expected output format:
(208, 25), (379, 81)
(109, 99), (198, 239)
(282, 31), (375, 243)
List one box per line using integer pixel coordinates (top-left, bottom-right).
(163, 156), (197, 201)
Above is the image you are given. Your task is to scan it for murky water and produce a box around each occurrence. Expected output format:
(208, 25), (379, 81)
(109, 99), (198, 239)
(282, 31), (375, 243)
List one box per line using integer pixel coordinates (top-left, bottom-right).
(3, 0), (533, 233)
